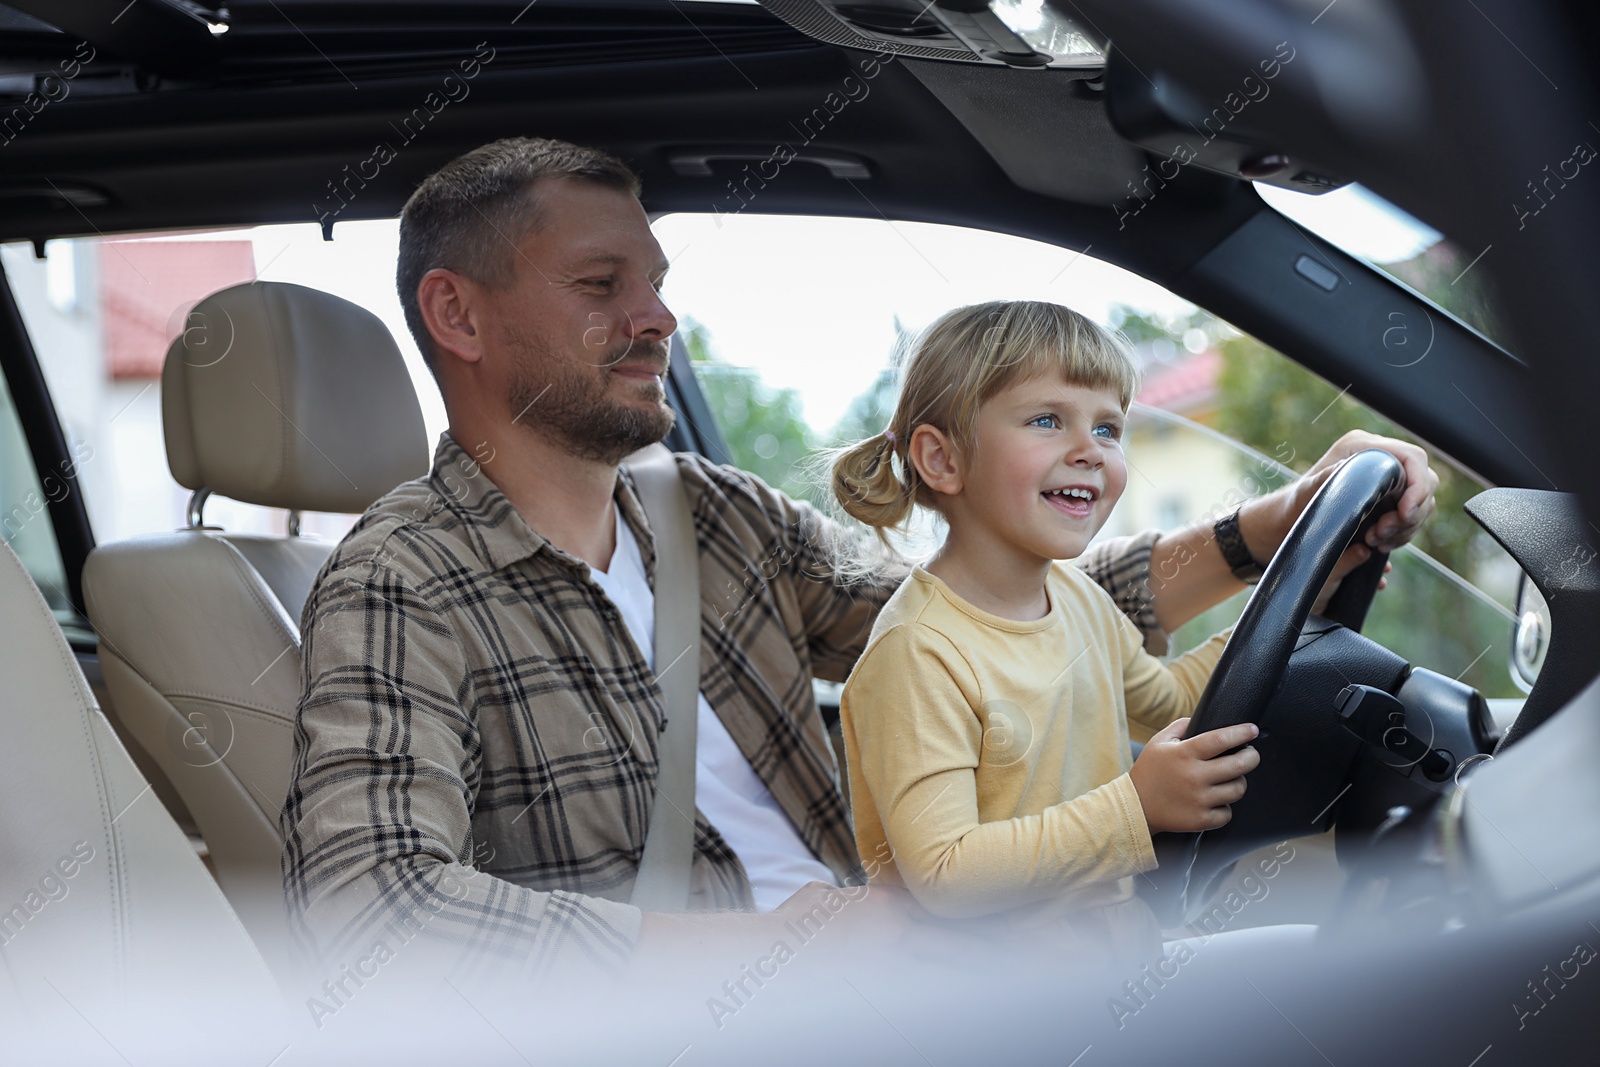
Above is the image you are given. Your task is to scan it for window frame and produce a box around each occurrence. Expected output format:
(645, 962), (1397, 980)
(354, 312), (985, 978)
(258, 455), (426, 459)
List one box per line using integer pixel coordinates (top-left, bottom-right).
(0, 256), (95, 629)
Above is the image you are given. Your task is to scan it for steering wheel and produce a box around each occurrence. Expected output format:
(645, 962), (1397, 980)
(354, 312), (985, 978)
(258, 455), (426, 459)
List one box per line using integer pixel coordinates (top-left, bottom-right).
(1138, 448), (1406, 926)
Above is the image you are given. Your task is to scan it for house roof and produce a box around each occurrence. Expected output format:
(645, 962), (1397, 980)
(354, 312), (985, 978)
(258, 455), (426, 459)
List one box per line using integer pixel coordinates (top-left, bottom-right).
(101, 239), (256, 379)
(1136, 348), (1221, 414)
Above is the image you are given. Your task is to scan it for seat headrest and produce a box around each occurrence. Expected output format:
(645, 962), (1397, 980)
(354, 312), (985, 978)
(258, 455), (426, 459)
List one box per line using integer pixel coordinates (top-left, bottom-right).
(163, 281), (429, 514)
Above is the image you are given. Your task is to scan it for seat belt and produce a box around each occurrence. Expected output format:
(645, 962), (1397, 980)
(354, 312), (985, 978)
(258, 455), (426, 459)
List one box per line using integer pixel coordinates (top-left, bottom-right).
(624, 444), (701, 912)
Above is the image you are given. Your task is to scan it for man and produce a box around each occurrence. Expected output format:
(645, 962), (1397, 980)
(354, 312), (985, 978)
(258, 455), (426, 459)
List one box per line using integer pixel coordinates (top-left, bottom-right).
(281, 137), (1438, 978)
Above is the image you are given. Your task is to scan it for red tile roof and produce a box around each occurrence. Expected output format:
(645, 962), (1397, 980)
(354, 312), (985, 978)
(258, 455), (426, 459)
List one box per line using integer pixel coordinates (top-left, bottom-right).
(1136, 348), (1220, 413)
(100, 240), (256, 379)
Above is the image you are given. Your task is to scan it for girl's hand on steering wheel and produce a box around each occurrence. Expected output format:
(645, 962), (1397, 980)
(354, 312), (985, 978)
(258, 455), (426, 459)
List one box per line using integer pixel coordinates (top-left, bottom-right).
(1129, 718), (1261, 834)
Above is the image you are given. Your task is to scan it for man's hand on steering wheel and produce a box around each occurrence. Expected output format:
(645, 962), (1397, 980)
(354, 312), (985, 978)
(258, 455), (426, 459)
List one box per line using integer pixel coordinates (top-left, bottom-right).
(1241, 430), (1440, 606)
(1302, 431), (1439, 551)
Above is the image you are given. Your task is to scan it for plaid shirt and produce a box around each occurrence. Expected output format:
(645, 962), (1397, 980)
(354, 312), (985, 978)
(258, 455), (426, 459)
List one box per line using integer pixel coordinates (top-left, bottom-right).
(281, 434), (1164, 977)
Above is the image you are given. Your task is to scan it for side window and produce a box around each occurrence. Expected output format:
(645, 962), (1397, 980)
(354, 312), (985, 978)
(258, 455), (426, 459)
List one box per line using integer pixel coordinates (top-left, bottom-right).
(653, 211), (1199, 525)
(0, 368), (74, 627)
(1141, 403), (1520, 700)
(2, 224), (444, 556)
(1141, 310), (1520, 700)
(655, 212), (1520, 698)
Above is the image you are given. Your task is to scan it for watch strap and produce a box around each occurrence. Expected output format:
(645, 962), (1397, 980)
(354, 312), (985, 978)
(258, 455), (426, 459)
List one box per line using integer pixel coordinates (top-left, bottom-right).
(1214, 507), (1265, 584)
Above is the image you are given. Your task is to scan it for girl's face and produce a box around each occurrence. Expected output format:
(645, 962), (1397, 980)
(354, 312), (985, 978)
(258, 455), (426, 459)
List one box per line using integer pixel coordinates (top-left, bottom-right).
(944, 372), (1129, 564)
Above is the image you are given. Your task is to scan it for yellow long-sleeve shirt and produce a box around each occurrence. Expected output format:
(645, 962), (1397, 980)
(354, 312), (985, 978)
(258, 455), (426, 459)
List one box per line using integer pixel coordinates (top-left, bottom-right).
(840, 563), (1227, 957)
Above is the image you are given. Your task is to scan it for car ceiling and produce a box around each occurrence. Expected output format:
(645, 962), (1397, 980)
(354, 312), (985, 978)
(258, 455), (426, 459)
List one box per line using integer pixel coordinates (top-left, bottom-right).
(0, 0), (1555, 490)
(0, 1), (1246, 262)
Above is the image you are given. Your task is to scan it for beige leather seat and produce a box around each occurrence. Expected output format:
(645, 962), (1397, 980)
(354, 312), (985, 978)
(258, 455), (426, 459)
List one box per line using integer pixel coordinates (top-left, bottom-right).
(81, 281), (428, 975)
(0, 530), (280, 1035)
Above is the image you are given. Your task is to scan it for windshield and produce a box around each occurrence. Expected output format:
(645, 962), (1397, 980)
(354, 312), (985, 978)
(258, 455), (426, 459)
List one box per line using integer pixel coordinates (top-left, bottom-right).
(1256, 182), (1512, 352)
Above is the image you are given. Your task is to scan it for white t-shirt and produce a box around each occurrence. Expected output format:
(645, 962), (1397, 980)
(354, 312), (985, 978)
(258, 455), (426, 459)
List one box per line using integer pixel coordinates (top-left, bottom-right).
(587, 507), (837, 912)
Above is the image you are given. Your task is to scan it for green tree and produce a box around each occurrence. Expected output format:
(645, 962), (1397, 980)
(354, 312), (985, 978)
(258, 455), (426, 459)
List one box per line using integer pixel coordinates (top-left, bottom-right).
(827, 315), (912, 448)
(1212, 331), (1484, 579)
(680, 317), (821, 506)
(830, 368), (899, 447)
(1111, 305), (1189, 355)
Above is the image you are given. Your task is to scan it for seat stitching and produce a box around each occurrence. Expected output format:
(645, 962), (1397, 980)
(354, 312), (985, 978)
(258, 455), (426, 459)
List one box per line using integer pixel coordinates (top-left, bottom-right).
(164, 694), (296, 725)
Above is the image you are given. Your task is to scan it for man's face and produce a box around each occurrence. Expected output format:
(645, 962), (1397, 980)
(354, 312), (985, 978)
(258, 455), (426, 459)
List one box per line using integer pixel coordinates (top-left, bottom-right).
(481, 178), (678, 464)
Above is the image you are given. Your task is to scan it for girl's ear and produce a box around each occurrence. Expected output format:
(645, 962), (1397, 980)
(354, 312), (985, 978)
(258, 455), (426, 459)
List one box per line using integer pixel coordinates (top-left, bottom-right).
(908, 424), (962, 497)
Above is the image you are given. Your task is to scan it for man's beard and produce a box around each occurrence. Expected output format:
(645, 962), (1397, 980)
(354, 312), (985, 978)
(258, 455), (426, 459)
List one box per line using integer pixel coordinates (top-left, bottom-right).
(506, 331), (676, 465)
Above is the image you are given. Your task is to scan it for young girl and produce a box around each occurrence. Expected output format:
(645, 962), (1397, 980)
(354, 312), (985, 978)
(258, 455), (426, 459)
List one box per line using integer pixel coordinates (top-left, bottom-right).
(832, 300), (1260, 966)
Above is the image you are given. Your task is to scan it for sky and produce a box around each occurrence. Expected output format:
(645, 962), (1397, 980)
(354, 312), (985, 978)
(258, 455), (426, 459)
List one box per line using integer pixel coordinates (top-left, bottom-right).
(151, 182), (1441, 441)
(1255, 181), (1442, 262)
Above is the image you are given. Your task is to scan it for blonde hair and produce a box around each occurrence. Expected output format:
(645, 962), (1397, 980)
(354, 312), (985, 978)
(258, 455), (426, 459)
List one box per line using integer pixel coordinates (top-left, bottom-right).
(830, 300), (1140, 546)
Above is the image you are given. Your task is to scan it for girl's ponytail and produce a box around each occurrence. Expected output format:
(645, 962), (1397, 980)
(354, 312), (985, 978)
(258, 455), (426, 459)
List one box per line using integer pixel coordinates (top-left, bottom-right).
(830, 430), (916, 536)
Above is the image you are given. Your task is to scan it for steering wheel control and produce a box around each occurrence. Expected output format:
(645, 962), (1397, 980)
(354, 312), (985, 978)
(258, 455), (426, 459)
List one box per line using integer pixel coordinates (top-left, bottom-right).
(1335, 684), (1454, 783)
(1330, 667), (1497, 873)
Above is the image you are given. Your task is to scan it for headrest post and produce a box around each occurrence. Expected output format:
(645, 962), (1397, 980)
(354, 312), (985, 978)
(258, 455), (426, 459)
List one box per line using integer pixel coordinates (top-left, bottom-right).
(186, 488), (211, 530)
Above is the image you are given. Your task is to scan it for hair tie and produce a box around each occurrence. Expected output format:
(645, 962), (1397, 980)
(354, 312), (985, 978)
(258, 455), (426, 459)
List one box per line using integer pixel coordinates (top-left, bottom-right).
(882, 428), (897, 447)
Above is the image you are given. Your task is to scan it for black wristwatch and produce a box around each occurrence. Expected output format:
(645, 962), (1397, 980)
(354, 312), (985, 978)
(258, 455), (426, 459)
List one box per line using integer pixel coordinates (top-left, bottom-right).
(1214, 507), (1265, 584)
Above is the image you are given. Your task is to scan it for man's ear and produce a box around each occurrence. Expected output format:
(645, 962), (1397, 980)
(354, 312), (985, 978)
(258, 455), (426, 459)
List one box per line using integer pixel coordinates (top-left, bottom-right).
(908, 424), (963, 497)
(417, 268), (485, 367)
